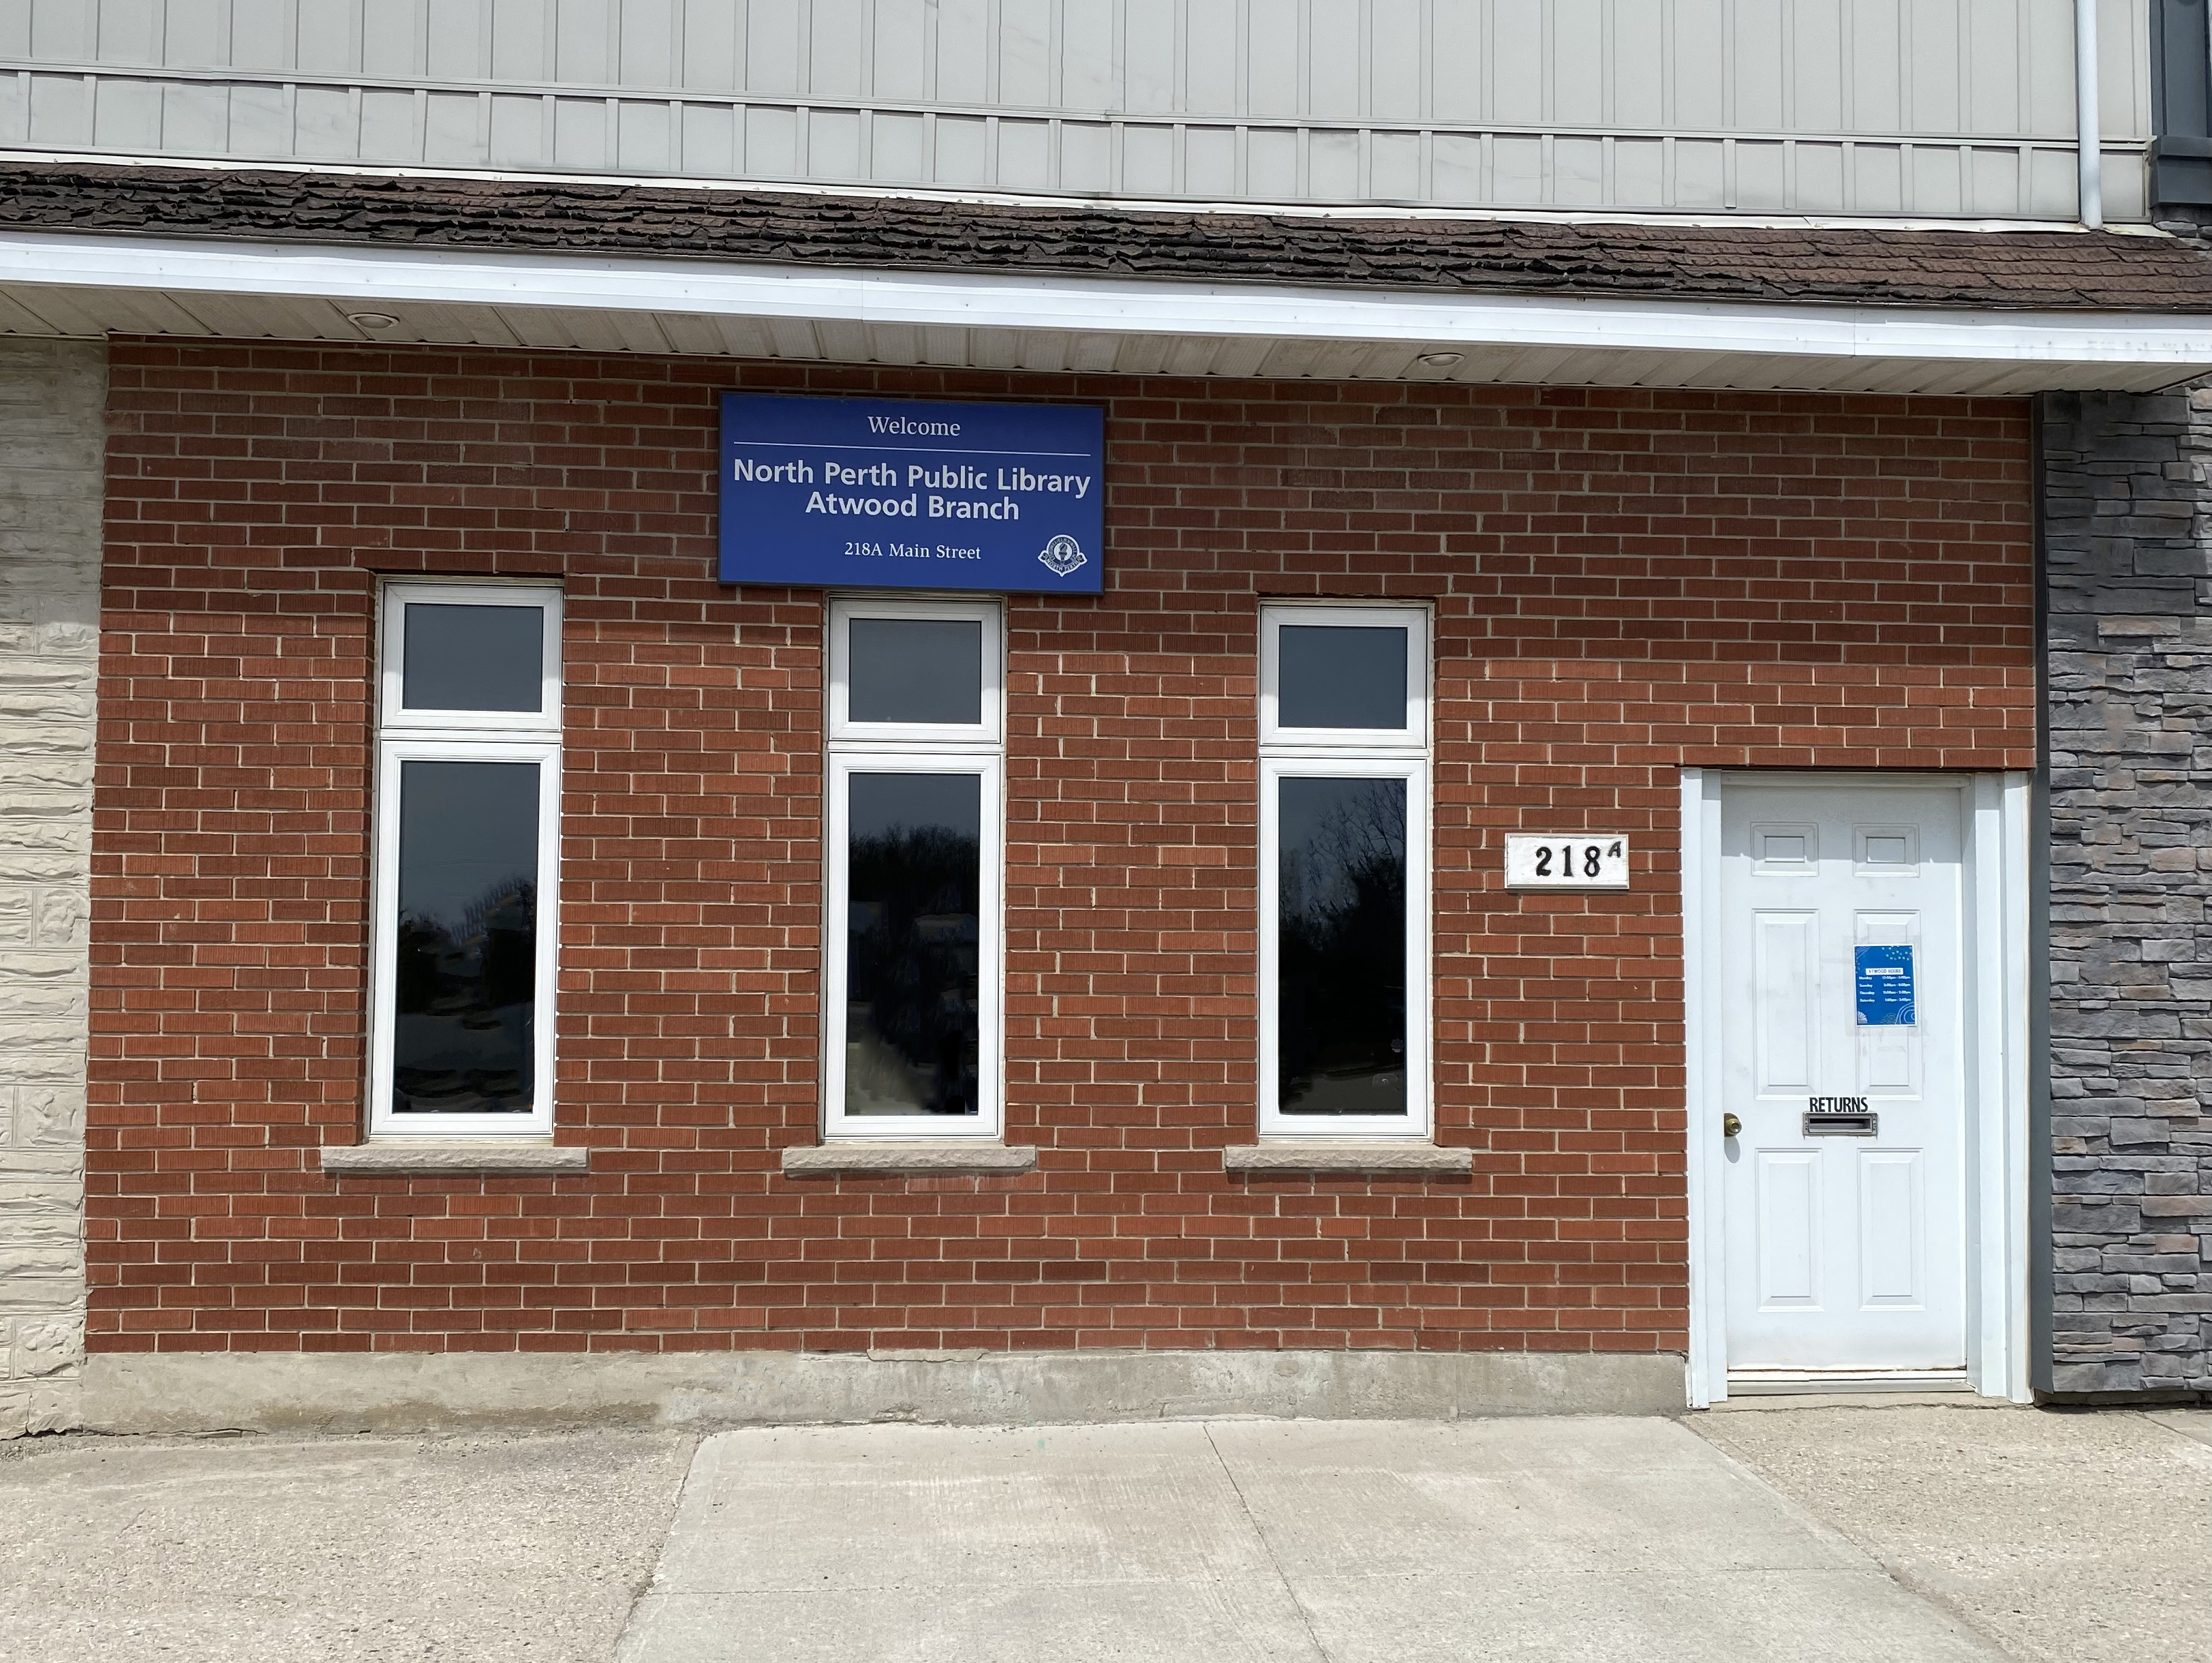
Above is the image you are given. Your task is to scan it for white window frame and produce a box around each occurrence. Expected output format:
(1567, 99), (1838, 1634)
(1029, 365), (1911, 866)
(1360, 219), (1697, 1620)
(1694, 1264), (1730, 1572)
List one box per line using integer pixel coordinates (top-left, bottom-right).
(367, 581), (563, 1140)
(828, 595), (1003, 747)
(1257, 602), (1432, 1141)
(823, 596), (1005, 1141)
(1260, 602), (1428, 750)
(377, 582), (562, 737)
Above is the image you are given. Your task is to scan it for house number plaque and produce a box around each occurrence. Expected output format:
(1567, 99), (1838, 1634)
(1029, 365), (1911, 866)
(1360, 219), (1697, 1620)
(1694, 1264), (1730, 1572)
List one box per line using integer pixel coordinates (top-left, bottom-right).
(1505, 834), (1630, 891)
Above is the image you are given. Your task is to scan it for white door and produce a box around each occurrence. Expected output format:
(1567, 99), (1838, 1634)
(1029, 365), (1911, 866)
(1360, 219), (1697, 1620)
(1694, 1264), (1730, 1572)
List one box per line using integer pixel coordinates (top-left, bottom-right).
(1719, 782), (1967, 1376)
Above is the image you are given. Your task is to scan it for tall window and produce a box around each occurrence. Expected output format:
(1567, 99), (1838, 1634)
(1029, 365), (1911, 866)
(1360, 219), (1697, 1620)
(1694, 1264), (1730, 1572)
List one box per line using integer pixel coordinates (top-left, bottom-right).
(368, 583), (562, 1139)
(823, 598), (1004, 1140)
(1258, 605), (1431, 1139)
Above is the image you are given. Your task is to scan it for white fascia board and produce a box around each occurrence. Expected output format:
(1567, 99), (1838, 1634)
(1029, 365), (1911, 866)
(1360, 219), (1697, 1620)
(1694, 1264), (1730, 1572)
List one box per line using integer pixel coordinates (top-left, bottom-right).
(2, 230), (2211, 373)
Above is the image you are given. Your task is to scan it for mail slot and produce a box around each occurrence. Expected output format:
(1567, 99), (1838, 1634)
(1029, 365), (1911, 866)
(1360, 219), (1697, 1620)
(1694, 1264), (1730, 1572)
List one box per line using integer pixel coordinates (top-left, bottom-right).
(1803, 1111), (1878, 1137)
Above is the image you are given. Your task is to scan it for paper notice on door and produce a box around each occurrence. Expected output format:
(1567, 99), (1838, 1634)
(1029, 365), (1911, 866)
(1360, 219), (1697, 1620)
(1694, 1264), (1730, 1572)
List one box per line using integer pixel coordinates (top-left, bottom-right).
(1854, 945), (1916, 1026)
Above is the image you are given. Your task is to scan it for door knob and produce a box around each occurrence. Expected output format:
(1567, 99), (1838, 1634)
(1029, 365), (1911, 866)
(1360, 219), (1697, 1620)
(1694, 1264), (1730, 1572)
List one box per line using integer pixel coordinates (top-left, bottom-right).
(1722, 1113), (1742, 1139)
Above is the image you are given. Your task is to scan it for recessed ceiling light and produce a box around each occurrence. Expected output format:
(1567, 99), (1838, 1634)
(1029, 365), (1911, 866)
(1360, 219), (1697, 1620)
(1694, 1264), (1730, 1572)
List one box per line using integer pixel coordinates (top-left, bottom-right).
(345, 311), (400, 331)
(1417, 351), (1464, 369)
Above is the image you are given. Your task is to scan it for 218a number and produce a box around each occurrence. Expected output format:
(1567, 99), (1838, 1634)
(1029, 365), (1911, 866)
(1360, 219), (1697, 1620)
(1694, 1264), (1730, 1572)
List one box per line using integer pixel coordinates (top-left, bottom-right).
(1534, 844), (1603, 878)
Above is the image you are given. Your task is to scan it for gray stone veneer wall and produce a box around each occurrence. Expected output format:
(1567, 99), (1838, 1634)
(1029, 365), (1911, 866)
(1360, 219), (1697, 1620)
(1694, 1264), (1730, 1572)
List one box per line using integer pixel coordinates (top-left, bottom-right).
(0, 341), (103, 1436)
(2043, 386), (2212, 1397)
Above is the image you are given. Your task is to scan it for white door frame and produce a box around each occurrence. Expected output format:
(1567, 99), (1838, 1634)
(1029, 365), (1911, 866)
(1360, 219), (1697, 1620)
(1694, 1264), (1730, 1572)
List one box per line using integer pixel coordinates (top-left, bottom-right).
(1683, 769), (2032, 1407)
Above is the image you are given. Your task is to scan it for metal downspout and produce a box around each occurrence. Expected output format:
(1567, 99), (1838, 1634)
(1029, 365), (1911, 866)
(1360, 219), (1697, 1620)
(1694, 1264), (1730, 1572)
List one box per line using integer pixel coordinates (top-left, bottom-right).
(2029, 399), (2056, 1399)
(2078, 0), (2105, 228)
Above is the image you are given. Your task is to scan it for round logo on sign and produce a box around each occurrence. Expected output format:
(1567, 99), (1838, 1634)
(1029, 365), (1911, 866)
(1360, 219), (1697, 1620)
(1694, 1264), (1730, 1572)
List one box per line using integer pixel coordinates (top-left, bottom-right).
(1038, 535), (1086, 578)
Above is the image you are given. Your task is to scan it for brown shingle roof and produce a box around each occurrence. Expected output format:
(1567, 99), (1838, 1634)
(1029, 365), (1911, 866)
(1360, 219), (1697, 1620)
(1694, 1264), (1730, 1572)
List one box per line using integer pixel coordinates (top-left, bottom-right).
(5, 160), (2212, 311)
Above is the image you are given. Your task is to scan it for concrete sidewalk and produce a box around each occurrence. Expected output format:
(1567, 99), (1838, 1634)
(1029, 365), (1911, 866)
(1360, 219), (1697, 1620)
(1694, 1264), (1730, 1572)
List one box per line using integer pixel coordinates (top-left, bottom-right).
(3, 1406), (2209, 1661)
(614, 1417), (2004, 1663)
(0, 1426), (698, 1662)
(1698, 1403), (2212, 1663)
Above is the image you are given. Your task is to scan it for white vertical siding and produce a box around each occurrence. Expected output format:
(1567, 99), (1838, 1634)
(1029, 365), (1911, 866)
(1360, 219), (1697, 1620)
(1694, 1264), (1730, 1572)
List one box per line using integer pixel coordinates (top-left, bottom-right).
(0, 0), (2153, 219)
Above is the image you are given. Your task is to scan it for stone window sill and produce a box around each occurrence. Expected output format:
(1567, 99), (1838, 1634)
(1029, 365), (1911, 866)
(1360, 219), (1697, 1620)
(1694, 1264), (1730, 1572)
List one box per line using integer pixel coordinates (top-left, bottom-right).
(1223, 1141), (1473, 1176)
(782, 1142), (1039, 1177)
(320, 1141), (590, 1177)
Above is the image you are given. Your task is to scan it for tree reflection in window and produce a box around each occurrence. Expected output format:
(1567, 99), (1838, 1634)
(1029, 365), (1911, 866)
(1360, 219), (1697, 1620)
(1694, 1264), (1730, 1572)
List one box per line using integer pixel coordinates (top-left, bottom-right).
(390, 759), (539, 1116)
(844, 772), (982, 1116)
(1278, 776), (1408, 1114)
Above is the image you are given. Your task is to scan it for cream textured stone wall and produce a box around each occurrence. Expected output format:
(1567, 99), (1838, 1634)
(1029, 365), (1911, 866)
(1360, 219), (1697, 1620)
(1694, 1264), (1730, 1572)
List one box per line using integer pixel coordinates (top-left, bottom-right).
(0, 340), (102, 1437)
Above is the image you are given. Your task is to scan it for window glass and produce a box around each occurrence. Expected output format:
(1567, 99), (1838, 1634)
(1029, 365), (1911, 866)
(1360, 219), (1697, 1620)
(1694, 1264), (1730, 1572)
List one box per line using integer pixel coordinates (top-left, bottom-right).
(846, 616), (984, 726)
(390, 759), (540, 1117)
(843, 771), (983, 1117)
(1278, 624), (1407, 731)
(403, 602), (544, 713)
(1276, 775), (1407, 1116)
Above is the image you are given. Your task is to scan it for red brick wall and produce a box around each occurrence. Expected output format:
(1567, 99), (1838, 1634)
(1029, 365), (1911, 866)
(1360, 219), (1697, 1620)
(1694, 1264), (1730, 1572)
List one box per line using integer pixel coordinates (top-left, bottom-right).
(90, 340), (2034, 1356)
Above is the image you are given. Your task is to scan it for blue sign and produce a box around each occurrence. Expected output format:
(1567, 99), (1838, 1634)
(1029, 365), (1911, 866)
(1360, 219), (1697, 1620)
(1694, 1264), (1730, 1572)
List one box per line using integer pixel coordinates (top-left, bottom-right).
(1854, 945), (1916, 1026)
(719, 394), (1105, 593)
